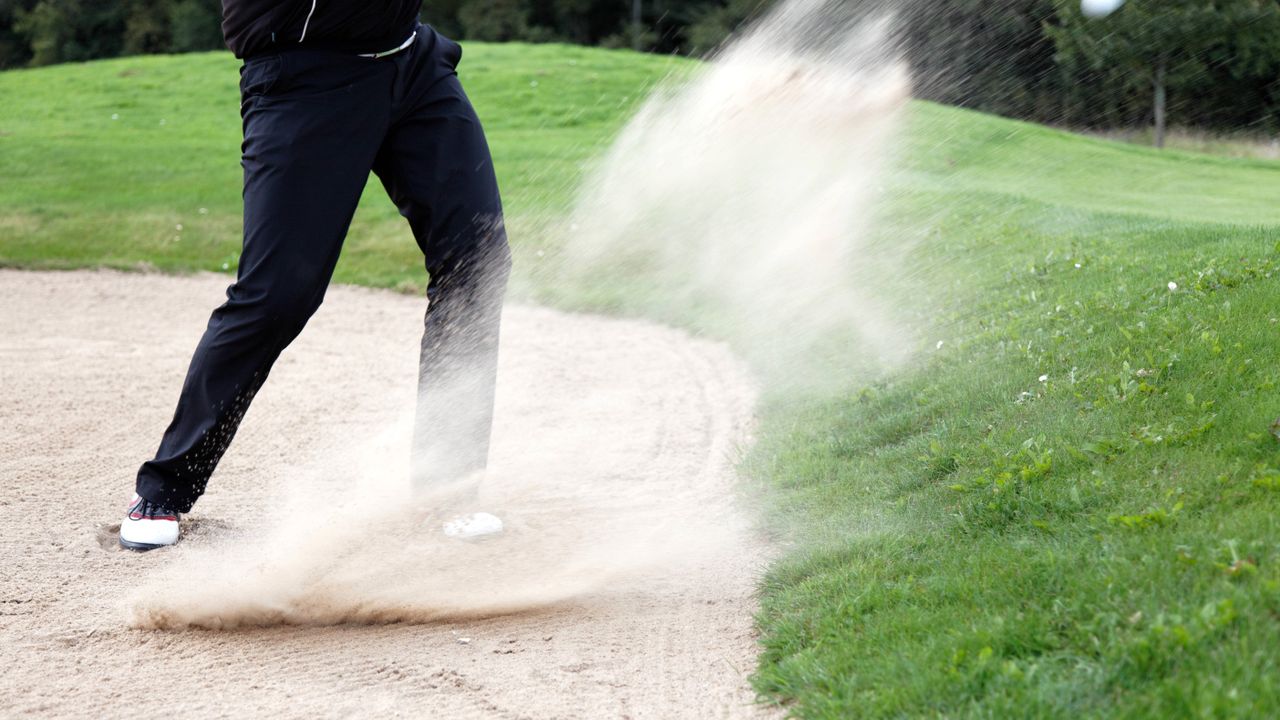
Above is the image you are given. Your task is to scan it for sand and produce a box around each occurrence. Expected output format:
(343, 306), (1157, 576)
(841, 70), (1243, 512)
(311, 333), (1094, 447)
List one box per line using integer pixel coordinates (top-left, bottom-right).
(0, 269), (775, 718)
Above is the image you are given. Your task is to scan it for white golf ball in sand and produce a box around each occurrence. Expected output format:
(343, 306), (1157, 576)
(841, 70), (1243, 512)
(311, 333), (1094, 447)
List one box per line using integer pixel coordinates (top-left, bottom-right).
(1081, 0), (1125, 18)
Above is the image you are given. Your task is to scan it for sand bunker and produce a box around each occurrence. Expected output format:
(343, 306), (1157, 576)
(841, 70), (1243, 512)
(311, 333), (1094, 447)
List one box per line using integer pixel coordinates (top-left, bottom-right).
(0, 269), (773, 718)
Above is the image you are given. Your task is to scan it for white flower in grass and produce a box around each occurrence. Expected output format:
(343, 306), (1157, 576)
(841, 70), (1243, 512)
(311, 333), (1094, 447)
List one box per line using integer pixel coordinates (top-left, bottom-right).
(1168, 281), (1178, 291)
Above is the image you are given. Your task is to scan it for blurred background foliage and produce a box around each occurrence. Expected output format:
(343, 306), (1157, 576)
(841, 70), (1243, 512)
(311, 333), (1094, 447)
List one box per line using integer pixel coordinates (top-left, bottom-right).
(2, 0), (1279, 134)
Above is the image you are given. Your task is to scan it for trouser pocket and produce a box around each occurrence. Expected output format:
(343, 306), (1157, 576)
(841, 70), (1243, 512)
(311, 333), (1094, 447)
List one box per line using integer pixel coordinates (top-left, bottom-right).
(240, 55), (283, 98)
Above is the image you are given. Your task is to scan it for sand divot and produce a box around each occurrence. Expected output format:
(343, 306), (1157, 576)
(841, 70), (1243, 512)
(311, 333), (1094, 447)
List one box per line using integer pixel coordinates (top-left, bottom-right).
(0, 269), (773, 718)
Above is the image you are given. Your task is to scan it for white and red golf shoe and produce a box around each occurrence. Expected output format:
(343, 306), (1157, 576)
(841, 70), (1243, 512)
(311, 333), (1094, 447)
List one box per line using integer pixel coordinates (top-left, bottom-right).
(119, 494), (181, 551)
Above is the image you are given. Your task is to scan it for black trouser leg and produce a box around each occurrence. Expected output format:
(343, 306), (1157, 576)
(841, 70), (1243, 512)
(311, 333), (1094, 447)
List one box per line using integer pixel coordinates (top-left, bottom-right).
(374, 31), (511, 490)
(136, 53), (393, 512)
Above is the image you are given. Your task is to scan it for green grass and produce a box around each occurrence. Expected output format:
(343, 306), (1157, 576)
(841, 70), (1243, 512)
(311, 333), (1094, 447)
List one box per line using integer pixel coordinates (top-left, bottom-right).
(751, 108), (1280, 716)
(0, 44), (690, 289)
(1091, 128), (1280, 162)
(4, 46), (1280, 718)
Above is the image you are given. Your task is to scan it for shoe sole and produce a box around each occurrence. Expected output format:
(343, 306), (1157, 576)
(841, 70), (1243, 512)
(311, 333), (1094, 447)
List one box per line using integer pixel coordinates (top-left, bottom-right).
(119, 536), (171, 552)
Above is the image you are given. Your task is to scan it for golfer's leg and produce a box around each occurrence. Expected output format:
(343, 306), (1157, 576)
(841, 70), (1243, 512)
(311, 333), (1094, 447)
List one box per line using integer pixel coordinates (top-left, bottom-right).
(373, 71), (511, 490)
(136, 64), (391, 512)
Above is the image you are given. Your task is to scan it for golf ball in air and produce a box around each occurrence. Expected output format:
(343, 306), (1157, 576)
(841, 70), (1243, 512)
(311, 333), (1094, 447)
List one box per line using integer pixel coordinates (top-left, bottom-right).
(1081, 0), (1125, 18)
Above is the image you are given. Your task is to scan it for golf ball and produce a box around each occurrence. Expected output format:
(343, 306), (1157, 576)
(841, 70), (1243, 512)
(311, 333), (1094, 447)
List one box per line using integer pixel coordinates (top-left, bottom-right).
(1081, 0), (1125, 18)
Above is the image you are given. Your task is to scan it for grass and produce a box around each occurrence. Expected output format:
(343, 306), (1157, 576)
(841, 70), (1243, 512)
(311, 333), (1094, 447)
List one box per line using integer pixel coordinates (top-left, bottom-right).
(0, 44), (691, 289)
(751, 108), (1280, 716)
(4, 45), (1280, 718)
(1089, 128), (1280, 161)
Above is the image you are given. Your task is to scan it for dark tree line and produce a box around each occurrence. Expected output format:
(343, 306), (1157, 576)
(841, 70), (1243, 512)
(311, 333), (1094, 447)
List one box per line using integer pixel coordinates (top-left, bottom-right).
(3, 0), (1280, 135)
(1, 0), (223, 66)
(0, 0), (750, 65)
(902, 0), (1280, 139)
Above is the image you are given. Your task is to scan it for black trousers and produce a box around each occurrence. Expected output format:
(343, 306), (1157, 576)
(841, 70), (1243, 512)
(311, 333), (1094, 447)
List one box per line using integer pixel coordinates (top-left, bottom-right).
(136, 25), (511, 513)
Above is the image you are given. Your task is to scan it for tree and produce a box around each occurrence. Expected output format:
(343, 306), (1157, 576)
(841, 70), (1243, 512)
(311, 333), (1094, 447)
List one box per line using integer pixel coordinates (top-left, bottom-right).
(458, 0), (530, 41)
(123, 0), (171, 55)
(900, 0), (1061, 121)
(169, 0), (223, 53)
(14, 0), (125, 65)
(1196, 0), (1280, 131)
(0, 0), (39, 68)
(12, 0), (67, 65)
(682, 0), (761, 54)
(1048, 0), (1243, 147)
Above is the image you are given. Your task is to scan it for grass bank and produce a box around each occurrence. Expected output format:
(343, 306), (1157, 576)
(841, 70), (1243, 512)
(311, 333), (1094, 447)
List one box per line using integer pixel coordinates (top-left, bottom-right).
(0, 44), (690, 290)
(750, 106), (1280, 716)
(4, 46), (1280, 717)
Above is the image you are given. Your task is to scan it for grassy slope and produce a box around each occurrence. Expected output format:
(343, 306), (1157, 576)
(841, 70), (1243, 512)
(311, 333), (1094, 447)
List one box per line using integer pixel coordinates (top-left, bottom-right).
(0, 45), (689, 289)
(4, 48), (1280, 718)
(753, 106), (1280, 717)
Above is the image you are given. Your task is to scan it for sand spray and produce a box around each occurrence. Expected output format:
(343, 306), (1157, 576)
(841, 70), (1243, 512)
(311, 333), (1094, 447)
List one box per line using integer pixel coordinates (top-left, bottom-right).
(559, 0), (913, 379)
(127, 0), (912, 629)
(127, 311), (758, 630)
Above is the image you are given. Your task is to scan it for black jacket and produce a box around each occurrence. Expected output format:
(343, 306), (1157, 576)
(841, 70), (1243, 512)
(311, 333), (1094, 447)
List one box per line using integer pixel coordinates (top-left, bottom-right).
(222, 0), (422, 59)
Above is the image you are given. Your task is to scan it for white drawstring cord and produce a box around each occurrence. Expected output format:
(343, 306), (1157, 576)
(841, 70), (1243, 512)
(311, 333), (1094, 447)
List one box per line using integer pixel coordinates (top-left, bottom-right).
(357, 31), (417, 59)
(299, 0), (318, 42)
